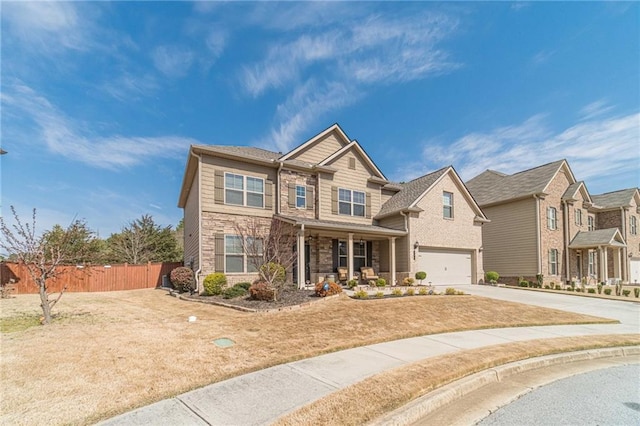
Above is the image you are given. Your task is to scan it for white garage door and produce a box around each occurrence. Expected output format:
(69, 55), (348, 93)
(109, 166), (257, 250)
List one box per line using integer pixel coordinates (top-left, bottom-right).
(417, 249), (472, 285)
(630, 259), (640, 284)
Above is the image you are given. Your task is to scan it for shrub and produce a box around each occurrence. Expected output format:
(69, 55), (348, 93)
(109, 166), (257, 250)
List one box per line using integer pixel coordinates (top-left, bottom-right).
(315, 281), (342, 297)
(554, 284), (562, 290)
(402, 277), (415, 286)
(249, 282), (275, 301)
(418, 287), (428, 295)
(375, 291), (384, 298)
(519, 280), (529, 287)
(347, 279), (358, 289)
(170, 266), (194, 292)
(353, 289), (368, 299)
(574, 288), (582, 293)
(445, 287), (457, 295)
(485, 271), (499, 284)
(260, 262), (285, 285)
(622, 290), (631, 297)
(223, 286), (248, 299)
(415, 271), (427, 284)
(597, 284), (603, 294)
(635, 288), (640, 298)
(587, 288), (596, 294)
(405, 287), (415, 296)
(391, 288), (403, 296)
(235, 282), (251, 291)
(536, 274), (544, 288)
(203, 272), (227, 296)
(543, 285), (550, 289)
(603, 288), (612, 295)
(570, 281), (576, 289)
(565, 287), (573, 292)
(376, 278), (387, 287)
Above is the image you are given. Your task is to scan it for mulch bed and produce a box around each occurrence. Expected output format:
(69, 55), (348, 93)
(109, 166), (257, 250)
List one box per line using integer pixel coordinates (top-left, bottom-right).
(178, 289), (319, 311)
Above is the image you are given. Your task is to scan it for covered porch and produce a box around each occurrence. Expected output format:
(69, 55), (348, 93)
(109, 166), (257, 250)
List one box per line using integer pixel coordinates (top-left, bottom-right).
(568, 228), (627, 285)
(276, 215), (407, 288)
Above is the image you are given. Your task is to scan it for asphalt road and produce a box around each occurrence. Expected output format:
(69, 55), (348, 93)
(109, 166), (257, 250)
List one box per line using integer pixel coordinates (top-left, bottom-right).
(477, 364), (640, 426)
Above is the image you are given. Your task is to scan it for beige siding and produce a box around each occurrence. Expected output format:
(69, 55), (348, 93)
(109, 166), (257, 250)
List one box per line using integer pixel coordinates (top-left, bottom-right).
(378, 214), (406, 231)
(183, 171), (200, 271)
(201, 155), (276, 217)
(289, 133), (347, 164)
(381, 189), (396, 207)
(395, 236), (410, 274)
(482, 199), (538, 276)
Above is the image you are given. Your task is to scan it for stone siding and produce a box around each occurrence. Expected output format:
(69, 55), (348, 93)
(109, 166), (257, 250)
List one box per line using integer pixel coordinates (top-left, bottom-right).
(279, 170), (317, 218)
(538, 170), (571, 284)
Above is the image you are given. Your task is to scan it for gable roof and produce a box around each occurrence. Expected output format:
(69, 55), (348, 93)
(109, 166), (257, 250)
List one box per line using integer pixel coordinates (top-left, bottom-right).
(591, 188), (640, 209)
(193, 144), (280, 163)
(318, 140), (387, 180)
(569, 228), (626, 248)
(279, 123), (350, 161)
(376, 166), (487, 221)
(466, 159), (573, 207)
(562, 181), (593, 204)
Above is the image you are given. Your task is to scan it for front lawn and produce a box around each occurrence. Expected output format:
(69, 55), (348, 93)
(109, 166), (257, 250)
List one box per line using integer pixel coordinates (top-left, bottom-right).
(0, 289), (617, 425)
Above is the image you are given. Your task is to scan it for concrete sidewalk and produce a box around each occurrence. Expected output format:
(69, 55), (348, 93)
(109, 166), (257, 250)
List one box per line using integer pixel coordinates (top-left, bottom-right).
(99, 285), (640, 426)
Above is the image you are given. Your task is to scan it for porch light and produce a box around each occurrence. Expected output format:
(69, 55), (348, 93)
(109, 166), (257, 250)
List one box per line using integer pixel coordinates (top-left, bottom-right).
(414, 241), (419, 250)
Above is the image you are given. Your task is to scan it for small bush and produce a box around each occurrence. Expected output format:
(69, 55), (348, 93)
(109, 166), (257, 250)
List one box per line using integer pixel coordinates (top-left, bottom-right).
(554, 284), (562, 290)
(249, 282), (275, 301)
(597, 284), (603, 294)
(405, 287), (415, 296)
(544, 285), (550, 289)
(347, 279), (358, 289)
(603, 288), (612, 295)
(391, 288), (403, 296)
(634, 288), (640, 298)
(485, 271), (499, 283)
(260, 262), (285, 285)
(223, 286), (248, 299)
(375, 291), (384, 298)
(574, 288), (582, 293)
(235, 282), (251, 291)
(536, 274), (544, 288)
(565, 287), (573, 292)
(587, 288), (596, 294)
(315, 281), (342, 297)
(376, 278), (387, 287)
(622, 290), (631, 297)
(170, 266), (194, 292)
(519, 280), (529, 287)
(353, 289), (368, 299)
(418, 287), (428, 295)
(402, 277), (415, 286)
(445, 287), (457, 295)
(415, 271), (427, 284)
(203, 272), (227, 296)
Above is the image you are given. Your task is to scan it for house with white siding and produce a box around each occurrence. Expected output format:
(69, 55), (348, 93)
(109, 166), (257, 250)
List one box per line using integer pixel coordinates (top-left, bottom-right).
(178, 123), (488, 291)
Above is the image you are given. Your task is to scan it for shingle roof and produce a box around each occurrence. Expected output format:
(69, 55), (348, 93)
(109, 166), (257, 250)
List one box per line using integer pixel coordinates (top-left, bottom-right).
(569, 228), (626, 248)
(591, 188), (639, 209)
(466, 160), (567, 206)
(376, 167), (450, 218)
(193, 145), (281, 162)
(275, 215), (407, 236)
(562, 182), (583, 201)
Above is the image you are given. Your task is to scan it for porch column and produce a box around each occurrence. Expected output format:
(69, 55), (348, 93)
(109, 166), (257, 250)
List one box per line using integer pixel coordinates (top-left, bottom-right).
(602, 247), (609, 284)
(347, 233), (354, 282)
(613, 248), (621, 281)
(389, 237), (397, 286)
(297, 229), (305, 289)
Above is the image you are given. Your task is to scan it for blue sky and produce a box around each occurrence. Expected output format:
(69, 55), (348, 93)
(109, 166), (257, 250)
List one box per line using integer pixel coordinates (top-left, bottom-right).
(1, 1), (638, 237)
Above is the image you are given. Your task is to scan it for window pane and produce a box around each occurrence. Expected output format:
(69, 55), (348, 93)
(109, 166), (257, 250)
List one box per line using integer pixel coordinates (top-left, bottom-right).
(226, 189), (243, 205)
(246, 177), (263, 193)
(353, 242), (366, 256)
(296, 186), (306, 197)
(247, 256), (261, 273)
(339, 202), (351, 215)
(353, 204), (365, 217)
(353, 191), (365, 204)
(443, 205), (452, 218)
(443, 192), (452, 205)
(247, 193), (264, 207)
(226, 255), (243, 273)
(225, 235), (243, 254)
(225, 174), (243, 190)
(338, 241), (347, 256)
(246, 237), (263, 255)
(339, 189), (351, 202)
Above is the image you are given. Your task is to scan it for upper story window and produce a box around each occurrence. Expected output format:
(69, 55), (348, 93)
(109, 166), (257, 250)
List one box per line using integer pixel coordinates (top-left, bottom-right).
(588, 216), (595, 231)
(631, 216), (638, 235)
(443, 191), (454, 219)
(225, 173), (264, 208)
(575, 209), (582, 226)
(547, 207), (557, 230)
(296, 185), (306, 209)
(339, 188), (365, 217)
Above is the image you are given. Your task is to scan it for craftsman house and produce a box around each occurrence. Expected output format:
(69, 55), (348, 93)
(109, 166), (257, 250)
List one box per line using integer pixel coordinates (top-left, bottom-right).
(178, 124), (488, 291)
(466, 160), (639, 285)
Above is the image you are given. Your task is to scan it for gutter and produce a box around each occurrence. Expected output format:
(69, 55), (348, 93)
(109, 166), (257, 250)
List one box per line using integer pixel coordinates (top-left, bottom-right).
(562, 200), (570, 283)
(190, 149), (203, 293)
(276, 160), (284, 215)
(534, 195), (542, 276)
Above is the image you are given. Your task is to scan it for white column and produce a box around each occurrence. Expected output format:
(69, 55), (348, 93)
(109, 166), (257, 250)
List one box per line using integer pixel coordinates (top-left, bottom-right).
(614, 248), (621, 281)
(347, 233), (354, 282)
(603, 247), (609, 284)
(297, 230), (305, 289)
(389, 237), (397, 286)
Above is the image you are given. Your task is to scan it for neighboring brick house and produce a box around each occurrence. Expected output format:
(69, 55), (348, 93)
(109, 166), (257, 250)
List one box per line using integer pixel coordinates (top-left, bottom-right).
(466, 159), (637, 285)
(178, 124), (487, 291)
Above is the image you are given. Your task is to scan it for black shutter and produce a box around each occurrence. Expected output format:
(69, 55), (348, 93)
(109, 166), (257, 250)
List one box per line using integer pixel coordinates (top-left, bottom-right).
(332, 239), (339, 271)
(366, 241), (373, 267)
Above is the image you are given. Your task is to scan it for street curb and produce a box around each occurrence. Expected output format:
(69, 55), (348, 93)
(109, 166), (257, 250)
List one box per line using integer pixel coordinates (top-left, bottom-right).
(369, 346), (640, 426)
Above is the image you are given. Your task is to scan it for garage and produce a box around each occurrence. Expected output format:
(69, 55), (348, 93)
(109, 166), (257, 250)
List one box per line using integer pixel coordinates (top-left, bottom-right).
(417, 248), (472, 285)
(630, 259), (640, 284)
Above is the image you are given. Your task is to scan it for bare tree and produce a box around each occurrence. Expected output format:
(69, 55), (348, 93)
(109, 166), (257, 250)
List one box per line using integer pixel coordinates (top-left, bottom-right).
(233, 217), (298, 301)
(0, 207), (81, 324)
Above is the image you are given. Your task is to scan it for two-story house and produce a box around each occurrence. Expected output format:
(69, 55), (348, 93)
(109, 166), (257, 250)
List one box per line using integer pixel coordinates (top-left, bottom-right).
(178, 124), (488, 291)
(466, 159), (638, 285)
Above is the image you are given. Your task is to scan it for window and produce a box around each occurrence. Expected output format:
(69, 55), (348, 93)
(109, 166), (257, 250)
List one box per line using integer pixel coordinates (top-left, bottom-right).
(588, 251), (596, 276)
(225, 235), (263, 273)
(588, 216), (595, 231)
(548, 249), (559, 275)
(338, 241), (348, 267)
(547, 207), (557, 230)
(631, 216), (638, 235)
(443, 192), (453, 219)
(338, 188), (365, 217)
(575, 209), (582, 226)
(296, 185), (306, 209)
(337, 240), (368, 270)
(224, 173), (264, 208)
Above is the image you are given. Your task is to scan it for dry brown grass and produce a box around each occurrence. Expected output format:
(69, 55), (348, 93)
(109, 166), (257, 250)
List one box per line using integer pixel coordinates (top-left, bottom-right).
(274, 334), (640, 426)
(0, 289), (618, 425)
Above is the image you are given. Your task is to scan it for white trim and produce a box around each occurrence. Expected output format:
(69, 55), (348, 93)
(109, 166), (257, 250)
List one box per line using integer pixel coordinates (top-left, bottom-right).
(280, 124), (350, 161)
(319, 141), (387, 180)
(224, 172), (265, 209)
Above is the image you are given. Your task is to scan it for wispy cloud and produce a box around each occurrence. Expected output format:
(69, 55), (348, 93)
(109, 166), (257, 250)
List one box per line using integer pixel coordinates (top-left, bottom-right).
(151, 45), (195, 78)
(395, 109), (639, 186)
(1, 82), (199, 170)
(101, 72), (159, 101)
(579, 99), (614, 121)
(242, 8), (461, 151)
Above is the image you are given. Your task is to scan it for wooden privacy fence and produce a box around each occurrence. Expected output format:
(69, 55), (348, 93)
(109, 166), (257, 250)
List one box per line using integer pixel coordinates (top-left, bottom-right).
(0, 261), (183, 294)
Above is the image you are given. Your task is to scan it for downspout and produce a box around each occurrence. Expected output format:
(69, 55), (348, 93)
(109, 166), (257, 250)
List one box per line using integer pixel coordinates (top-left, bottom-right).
(400, 211), (409, 285)
(534, 195), (542, 276)
(621, 207), (628, 282)
(190, 149), (203, 293)
(562, 201), (570, 284)
(276, 160), (284, 215)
